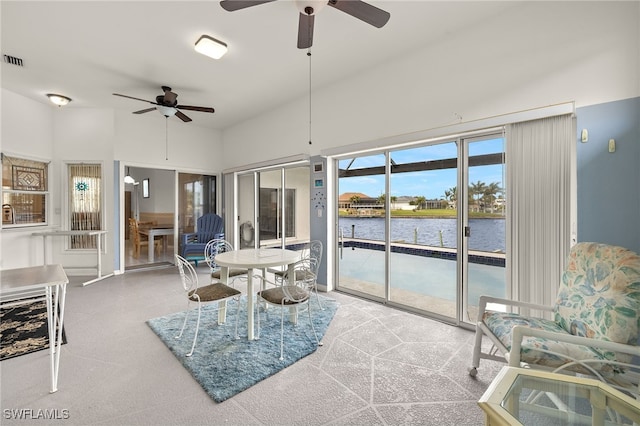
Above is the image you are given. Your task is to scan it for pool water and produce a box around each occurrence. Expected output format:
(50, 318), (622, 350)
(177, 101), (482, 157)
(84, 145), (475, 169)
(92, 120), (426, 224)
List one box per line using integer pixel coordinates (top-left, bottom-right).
(338, 246), (506, 306)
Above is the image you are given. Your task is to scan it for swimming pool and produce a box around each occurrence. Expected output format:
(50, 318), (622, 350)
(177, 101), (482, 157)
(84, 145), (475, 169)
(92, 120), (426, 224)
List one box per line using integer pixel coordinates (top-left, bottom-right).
(338, 241), (506, 317)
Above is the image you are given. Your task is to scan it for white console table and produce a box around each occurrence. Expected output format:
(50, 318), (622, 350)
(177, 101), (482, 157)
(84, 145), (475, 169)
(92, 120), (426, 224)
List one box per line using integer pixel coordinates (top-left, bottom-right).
(32, 230), (113, 286)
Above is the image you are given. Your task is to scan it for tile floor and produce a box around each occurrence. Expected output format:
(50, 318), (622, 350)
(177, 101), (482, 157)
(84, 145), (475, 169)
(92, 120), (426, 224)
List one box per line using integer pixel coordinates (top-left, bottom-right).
(0, 265), (505, 425)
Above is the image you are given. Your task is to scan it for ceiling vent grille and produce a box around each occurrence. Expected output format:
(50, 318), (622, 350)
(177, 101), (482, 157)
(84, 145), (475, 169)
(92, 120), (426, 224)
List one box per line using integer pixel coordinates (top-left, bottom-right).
(3, 55), (24, 67)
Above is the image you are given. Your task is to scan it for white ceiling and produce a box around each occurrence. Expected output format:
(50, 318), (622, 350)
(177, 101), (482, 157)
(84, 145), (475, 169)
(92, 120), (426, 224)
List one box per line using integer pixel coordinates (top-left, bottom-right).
(1, 1), (517, 130)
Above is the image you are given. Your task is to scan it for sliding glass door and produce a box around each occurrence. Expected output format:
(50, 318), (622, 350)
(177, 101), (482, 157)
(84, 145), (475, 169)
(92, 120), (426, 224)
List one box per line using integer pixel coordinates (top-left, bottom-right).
(235, 164), (310, 250)
(336, 132), (506, 324)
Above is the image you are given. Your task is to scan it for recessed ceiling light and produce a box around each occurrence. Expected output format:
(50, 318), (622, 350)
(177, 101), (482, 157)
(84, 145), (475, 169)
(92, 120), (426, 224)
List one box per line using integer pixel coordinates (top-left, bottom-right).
(46, 93), (72, 106)
(194, 35), (228, 60)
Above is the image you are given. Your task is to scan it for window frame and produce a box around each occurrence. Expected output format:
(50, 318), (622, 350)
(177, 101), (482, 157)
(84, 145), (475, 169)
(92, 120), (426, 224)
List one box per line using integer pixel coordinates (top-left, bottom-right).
(1, 153), (50, 228)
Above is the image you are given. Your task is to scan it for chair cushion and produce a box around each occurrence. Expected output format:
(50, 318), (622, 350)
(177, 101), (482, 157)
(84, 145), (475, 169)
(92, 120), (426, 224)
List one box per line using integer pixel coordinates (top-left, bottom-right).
(188, 283), (240, 302)
(258, 286), (309, 305)
(554, 243), (640, 357)
(482, 310), (611, 373)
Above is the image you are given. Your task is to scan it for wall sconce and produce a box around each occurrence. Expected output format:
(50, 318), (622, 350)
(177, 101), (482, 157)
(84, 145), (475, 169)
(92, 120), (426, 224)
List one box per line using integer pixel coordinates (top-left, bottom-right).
(46, 93), (72, 106)
(195, 35), (228, 59)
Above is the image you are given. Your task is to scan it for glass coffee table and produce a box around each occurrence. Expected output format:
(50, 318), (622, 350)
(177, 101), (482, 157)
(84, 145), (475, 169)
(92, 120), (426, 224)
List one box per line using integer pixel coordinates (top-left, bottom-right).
(478, 367), (640, 425)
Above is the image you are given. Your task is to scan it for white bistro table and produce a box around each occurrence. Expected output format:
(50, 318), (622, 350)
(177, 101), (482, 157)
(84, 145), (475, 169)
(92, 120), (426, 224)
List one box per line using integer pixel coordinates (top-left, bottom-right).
(214, 248), (300, 340)
(0, 264), (68, 393)
(32, 230), (112, 286)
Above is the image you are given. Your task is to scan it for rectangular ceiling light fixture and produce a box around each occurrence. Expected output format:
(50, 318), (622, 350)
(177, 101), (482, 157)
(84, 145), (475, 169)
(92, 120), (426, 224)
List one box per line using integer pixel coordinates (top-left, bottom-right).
(195, 35), (228, 60)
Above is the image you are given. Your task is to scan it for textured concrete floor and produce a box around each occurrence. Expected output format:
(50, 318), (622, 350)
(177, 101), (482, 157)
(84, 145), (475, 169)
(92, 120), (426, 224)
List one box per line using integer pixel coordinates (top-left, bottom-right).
(0, 266), (504, 425)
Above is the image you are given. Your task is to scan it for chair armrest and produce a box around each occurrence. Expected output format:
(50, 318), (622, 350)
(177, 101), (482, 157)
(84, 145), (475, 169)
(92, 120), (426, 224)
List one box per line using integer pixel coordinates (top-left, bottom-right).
(181, 232), (198, 245)
(477, 295), (554, 322)
(509, 325), (640, 367)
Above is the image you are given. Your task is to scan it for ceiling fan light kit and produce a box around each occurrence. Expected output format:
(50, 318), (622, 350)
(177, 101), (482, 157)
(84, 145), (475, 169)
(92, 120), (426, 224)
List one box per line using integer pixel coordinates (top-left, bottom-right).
(46, 93), (71, 106)
(194, 35), (228, 60)
(113, 86), (214, 123)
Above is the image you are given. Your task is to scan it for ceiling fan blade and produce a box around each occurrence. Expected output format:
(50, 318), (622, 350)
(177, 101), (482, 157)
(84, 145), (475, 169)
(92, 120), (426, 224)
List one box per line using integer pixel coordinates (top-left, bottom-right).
(297, 12), (314, 49)
(220, 0), (276, 12)
(328, 0), (390, 28)
(176, 105), (215, 113)
(132, 107), (157, 114)
(113, 93), (156, 104)
(175, 111), (192, 122)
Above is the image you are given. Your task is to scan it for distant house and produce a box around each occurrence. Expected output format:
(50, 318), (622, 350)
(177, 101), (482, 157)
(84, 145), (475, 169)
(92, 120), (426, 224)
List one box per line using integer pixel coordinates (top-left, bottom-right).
(338, 192), (382, 211)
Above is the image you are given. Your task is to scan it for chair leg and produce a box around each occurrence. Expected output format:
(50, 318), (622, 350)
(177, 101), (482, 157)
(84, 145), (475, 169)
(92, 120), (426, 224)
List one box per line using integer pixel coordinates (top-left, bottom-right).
(313, 286), (324, 310)
(306, 302), (321, 347)
(176, 305), (191, 340)
(279, 305), (285, 361)
(186, 302), (202, 357)
(469, 323), (484, 377)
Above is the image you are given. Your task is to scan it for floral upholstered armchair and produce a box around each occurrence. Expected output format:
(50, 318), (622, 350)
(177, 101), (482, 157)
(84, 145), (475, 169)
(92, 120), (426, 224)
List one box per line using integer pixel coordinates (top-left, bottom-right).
(470, 242), (640, 397)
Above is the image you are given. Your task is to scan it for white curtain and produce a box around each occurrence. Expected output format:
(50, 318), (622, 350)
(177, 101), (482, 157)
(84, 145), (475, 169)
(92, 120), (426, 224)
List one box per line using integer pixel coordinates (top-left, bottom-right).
(69, 163), (102, 249)
(506, 114), (576, 315)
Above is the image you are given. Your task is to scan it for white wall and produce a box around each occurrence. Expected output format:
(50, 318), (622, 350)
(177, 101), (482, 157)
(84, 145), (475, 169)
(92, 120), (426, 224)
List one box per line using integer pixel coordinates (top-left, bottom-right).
(1, 91), (222, 273)
(221, 1), (640, 169)
(1, 89), (55, 269)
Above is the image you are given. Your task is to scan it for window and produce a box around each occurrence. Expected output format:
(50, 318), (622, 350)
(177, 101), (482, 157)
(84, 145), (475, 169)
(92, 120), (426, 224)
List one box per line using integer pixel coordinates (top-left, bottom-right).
(69, 163), (102, 249)
(2, 154), (48, 227)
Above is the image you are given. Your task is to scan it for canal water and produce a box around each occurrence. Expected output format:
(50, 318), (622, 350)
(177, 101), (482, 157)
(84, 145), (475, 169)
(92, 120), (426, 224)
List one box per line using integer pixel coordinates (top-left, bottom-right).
(339, 217), (505, 253)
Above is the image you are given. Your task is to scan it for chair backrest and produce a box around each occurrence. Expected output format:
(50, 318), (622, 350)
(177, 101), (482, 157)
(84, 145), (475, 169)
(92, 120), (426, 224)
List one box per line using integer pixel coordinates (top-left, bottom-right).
(283, 259), (313, 302)
(204, 239), (234, 271)
(196, 213), (224, 243)
(175, 254), (198, 293)
(129, 218), (141, 245)
(308, 240), (323, 273)
(554, 242), (640, 346)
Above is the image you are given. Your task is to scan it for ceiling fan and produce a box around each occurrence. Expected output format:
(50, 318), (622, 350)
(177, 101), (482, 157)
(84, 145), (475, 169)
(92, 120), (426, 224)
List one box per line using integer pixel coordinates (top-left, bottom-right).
(112, 86), (215, 122)
(220, 0), (390, 49)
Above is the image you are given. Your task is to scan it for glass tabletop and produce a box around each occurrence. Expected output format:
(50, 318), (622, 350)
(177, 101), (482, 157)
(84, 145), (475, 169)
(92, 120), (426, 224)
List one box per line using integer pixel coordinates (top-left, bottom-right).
(501, 373), (640, 426)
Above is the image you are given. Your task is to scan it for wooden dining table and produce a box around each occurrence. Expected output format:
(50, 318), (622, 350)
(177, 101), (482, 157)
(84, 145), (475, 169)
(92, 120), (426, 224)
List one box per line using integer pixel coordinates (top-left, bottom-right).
(138, 225), (173, 263)
(214, 248), (300, 340)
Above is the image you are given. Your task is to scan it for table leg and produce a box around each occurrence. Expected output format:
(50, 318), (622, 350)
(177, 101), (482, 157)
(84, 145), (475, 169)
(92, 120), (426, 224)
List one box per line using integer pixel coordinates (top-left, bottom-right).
(96, 232), (102, 278)
(148, 232), (155, 263)
(52, 283), (66, 393)
(45, 286), (56, 392)
(247, 267), (255, 340)
(287, 262), (298, 324)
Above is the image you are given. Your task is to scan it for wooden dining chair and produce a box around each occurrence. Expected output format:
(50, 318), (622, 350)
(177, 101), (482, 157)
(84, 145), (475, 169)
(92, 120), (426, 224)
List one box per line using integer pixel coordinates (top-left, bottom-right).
(128, 218), (161, 258)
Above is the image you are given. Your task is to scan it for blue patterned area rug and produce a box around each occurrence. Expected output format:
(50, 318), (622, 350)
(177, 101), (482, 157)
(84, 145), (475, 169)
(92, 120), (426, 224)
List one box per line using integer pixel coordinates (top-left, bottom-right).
(147, 295), (338, 402)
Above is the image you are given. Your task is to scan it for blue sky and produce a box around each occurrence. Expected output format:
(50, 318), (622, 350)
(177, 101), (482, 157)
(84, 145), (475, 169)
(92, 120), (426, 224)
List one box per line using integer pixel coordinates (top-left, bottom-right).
(339, 138), (504, 200)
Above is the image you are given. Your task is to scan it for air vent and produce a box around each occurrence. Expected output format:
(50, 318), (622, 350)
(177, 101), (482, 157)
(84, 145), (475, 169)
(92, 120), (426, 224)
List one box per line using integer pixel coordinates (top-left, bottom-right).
(3, 55), (24, 67)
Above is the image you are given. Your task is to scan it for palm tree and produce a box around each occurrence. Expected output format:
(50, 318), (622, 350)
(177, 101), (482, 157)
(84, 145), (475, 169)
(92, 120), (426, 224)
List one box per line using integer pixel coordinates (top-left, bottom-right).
(482, 182), (502, 210)
(390, 195), (397, 210)
(414, 196), (427, 210)
(443, 187), (457, 210)
(349, 194), (361, 208)
(470, 181), (487, 209)
(444, 187), (457, 202)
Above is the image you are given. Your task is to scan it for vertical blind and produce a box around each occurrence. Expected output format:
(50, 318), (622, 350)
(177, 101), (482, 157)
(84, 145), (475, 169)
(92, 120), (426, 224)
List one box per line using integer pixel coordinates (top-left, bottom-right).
(69, 163), (102, 249)
(506, 114), (576, 315)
